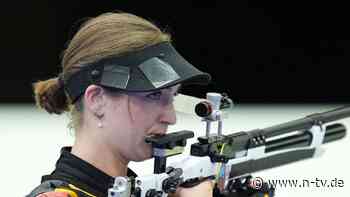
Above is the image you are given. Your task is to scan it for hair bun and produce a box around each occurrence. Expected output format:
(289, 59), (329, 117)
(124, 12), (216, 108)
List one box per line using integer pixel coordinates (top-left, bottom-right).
(33, 77), (69, 114)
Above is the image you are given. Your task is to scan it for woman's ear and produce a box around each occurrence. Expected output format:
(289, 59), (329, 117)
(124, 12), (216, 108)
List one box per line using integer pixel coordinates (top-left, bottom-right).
(84, 85), (106, 117)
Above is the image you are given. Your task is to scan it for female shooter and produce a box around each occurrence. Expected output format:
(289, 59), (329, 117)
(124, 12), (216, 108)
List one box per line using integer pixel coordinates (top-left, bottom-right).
(27, 12), (213, 197)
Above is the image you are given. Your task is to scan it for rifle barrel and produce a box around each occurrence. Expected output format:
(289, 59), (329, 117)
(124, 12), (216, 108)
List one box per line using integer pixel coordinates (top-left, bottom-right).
(261, 106), (350, 138)
(265, 123), (346, 153)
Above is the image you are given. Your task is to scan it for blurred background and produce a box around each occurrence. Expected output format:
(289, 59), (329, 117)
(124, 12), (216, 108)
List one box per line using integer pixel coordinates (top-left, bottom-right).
(1, 1), (349, 103)
(1, 1), (349, 196)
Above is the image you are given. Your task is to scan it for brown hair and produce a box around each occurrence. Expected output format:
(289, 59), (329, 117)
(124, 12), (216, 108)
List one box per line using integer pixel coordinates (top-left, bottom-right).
(33, 12), (171, 128)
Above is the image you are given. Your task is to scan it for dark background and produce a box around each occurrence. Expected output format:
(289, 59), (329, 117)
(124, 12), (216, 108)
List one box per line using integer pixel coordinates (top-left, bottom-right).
(1, 1), (349, 103)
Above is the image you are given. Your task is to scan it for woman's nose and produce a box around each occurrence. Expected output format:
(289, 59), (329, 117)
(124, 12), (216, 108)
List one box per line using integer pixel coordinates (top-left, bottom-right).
(159, 103), (177, 126)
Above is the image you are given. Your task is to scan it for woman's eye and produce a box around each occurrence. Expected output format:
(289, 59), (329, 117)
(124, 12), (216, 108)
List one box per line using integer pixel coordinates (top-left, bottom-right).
(146, 91), (162, 100)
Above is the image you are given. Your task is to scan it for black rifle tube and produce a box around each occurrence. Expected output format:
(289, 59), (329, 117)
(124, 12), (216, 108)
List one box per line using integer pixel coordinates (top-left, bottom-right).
(323, 123), (347, 143)
(265, 123), (346, 153)
(261, 106), (350, 138)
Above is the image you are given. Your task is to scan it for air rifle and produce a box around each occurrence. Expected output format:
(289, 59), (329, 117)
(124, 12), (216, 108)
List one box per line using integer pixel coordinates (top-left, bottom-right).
(108, 93), (349, 197)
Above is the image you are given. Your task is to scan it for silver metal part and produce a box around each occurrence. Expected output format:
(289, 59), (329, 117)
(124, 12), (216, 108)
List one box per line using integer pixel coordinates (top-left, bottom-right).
(108, 177), (131, 197)
(206, 93), (222, 121)
(206, 120), (211, 137)
(135, 173), (169, 197)
(169, 156), (217, 181)
(203, 93), (224, 137)
(309, 124), (326, 157)
(218, 120), (223, 136)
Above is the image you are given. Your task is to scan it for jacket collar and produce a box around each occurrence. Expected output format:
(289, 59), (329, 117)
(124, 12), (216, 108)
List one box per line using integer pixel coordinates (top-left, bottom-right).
(42, 146), (137, 196)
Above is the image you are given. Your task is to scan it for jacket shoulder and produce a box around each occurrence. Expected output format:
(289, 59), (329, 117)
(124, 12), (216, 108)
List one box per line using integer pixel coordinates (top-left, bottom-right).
(35, 191), (71, 197)
(26, 180), (72, 197)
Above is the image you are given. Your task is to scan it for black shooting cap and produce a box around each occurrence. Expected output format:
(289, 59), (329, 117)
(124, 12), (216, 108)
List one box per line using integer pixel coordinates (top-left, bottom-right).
(63, 42), (211, 103)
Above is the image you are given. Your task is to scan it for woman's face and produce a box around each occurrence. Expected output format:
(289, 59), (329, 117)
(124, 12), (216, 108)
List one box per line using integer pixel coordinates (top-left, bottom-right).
(103, 84), (181, 162)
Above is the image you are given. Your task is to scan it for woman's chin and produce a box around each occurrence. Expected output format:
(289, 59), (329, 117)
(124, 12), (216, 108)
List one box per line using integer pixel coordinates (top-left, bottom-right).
(133, 153), (152, 162)
(133, 145), (152, 161)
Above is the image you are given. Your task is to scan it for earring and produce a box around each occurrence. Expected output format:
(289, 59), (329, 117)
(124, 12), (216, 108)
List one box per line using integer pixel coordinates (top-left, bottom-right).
(94, 112), (104, 128)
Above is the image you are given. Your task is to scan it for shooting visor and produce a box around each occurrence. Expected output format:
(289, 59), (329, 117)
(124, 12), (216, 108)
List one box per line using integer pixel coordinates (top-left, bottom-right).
(62, 42), (211, 103)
